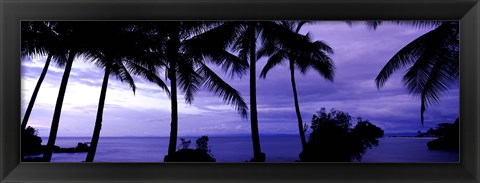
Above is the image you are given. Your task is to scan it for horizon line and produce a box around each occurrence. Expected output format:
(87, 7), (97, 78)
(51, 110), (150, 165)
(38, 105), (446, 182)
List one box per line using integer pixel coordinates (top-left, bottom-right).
(41, 132), (418, 138)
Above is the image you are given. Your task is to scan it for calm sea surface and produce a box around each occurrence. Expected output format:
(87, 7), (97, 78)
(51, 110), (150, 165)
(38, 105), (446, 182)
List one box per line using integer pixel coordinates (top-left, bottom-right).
(31, 136), (458, 162)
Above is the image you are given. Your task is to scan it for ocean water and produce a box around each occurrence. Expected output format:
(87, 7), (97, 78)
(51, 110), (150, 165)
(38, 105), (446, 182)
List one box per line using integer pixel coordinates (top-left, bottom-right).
(29, 136), (459, 162)
(360, 137), (459, 162)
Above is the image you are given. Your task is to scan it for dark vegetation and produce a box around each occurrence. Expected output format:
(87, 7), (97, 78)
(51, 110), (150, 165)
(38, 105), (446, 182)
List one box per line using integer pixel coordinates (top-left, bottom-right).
(299, 108), (384, 162)
(417, 118), (459, 151)
(372, 21), (459, 125)
(164, 136), (216, 162)
(21, 126), (43, 156)
(22, 126), (90, 162)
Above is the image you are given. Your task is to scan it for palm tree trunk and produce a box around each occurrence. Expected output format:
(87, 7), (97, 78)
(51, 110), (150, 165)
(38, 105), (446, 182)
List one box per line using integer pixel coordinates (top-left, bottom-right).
(165, 32), (180, 162)
(43, 51), (76, 161)
(167, 63), (178, 159)
(21, 53), (52, 130)
(289, 60), (307, 149)
(85, 62), (111, 162)
(249, 29), (264, 162)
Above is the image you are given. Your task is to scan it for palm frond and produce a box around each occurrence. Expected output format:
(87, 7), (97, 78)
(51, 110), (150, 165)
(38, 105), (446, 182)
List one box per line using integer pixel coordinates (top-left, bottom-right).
(403, 49), (436, 95)
(375, 27), (434, 88)
(290, 38), (334, 79)
(176, 58), (202, 104)
(258, 21), (335, 81)
(183, 22), (248, 78)
(124, 60), (171, 98)
(110, 59), (136, 94)
(312, 40), (334, 55)
(364, 21), (383, 30)
(295, 21), (309, 33)
(21, 21), (70, 67)
(375, 21), (459, 124)
(207, 50), (249, 78)
(232, 25), (255, 63)
(404, 46), (458, 125)
(391, 21), (443, 29)
(198, 63), (248, 118)
(184, 22), (244, 53)
(256, 41), (281, 59)
(259, 49), (288, 78)
(364, 21), (444, 30)
(180, 21), (221, 40)
(298, 56), (335, 81)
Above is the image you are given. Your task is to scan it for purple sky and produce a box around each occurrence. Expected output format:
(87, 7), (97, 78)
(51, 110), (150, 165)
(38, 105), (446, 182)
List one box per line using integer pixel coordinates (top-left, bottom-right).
(21, 21), (459, 137)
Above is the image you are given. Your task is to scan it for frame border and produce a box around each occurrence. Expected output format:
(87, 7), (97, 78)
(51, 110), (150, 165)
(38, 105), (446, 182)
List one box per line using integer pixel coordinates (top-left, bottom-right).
(1, 0), (479, 182)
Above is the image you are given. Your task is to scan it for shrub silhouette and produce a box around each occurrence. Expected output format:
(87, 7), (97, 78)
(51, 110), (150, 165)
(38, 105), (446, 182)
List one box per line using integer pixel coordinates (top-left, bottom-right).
(178, 138), (192, 150)
(165, 136), (215, 162)
(196, 136), (212, 155)
(21, 126), (43, 156)
(299, 108), (384, 162)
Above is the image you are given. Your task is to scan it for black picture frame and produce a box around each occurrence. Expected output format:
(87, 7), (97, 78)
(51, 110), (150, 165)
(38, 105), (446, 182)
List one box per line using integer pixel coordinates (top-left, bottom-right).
(1, 0), (479, 182)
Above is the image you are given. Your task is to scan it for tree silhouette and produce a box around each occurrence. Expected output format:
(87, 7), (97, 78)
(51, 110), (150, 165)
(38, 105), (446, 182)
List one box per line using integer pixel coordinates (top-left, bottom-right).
(212, 21), (297, 161)
(21, 126), (43, 157)
(83, 22), (169, 162)
(371, 21), (459, 125)
(146, 22), (248, 162)
(20, 21), (68, 130)
(42, 22), (95, 161)
(257, 21), (334, 150)
(300, 108), (383, 162)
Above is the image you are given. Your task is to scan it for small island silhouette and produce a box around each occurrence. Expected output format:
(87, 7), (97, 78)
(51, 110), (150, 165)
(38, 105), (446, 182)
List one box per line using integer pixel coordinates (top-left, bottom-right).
(299, 108), (384, 162)
(22, 126), (90, 162)
(416, 118), (459, 151)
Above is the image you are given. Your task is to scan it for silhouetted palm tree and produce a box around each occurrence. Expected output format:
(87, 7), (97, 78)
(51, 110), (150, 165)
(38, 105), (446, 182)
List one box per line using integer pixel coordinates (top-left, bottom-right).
(42, 22), (98, 161)
(242, 22), (265, 162)
(148, 22), (248, 161)
(372, 21), (459, 125)
(21, 21), (67, 130)
(83, 22), (170, 162)
(257, 21), (335, 150)
(212, 21), (299, 161)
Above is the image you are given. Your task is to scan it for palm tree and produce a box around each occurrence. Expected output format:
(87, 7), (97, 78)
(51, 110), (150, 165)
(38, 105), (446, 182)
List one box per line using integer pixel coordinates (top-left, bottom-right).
(20, 21), (67, 131)
(213, 21), (313, 161)
(244, 22), (265, 162)
(148, 22), (249, 161)
(42, 21), (97, 161)
(257, 21), (335, 150)
(203, 21), (277, 161)
(83, 22), (170, 162)
(232, 22), (265, 162)
(372, 21), (459, 125)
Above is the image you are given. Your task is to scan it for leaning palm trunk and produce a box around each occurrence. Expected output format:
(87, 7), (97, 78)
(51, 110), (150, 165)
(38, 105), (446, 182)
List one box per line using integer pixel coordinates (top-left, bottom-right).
(166, 63), (179, 160)
(43, 51), (76, 161)
(85, 62), (111, 162)
(289, 60), (307, 149)
(21, 53), (53, 130)
(248, 29), (264, 162)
